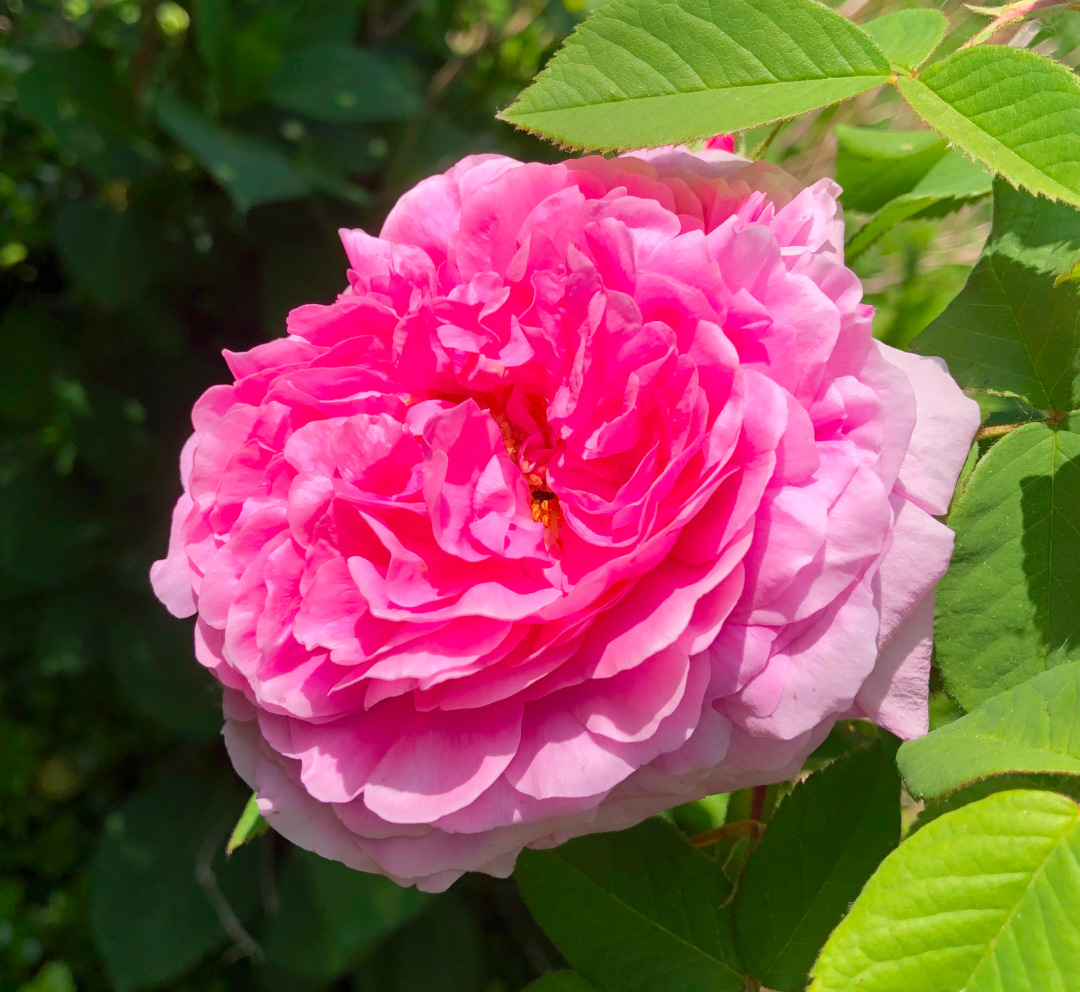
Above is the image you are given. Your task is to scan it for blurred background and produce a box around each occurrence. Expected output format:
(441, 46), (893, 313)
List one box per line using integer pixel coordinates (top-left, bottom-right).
(1, 1), (1078, 990)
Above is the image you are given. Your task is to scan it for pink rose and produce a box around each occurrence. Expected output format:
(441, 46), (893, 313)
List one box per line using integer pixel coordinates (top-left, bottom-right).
(152, 147), (978, 891)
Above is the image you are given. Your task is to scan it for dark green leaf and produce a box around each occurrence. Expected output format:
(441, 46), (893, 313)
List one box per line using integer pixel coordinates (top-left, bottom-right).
(107, 613), (221, 739)
(735, 743), (900, 992)
(15, 49), (149, 180)
(53, 202), (156, 310)
(899, 662), (1080, 799)
(154, 95), (310, 212)
(0, 468), (101, 597)
(861, 9), (948, 71)
(193, 0), (231, 108)
(524, 974), (601, 992)
(499, 0), (891, 151)
(810, 790), (1080, 991)
(932, 422), (1080, 711)
(898, 47), (1080, 208)
(353, 893), (485, 992)
(515, 818), (743, 992)
(263, 849), (429, 980)
(89, 772), (258, 992)
(268, 43), (422, 123)
(912, 181), (1080, 412)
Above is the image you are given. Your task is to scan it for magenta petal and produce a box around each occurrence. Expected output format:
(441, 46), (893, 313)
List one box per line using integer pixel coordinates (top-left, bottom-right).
(881, 344), (980, 515)
(363, 701), (523, 823)
(149, 493), (197, 618)
(152, 142), (975, 890)
(857, 592), (934, 739)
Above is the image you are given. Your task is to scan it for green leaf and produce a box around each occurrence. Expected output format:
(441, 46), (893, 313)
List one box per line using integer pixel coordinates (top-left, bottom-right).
(193, 0), (231, 110)
(897, 47), (1080, 208)
(932, 422), (1080, 711)
(809, 789), (1080, 992)
(225, 794), (269, 855)
(912, 181), (1080, 412)
(15, 48), (150, 180)
(354, 894), (485, 992)
(515, 817), (743, 992)
(735, 743), (900, 992)
(17, 963), (76, 992)
(499, 0), (891, 151)
(154, 95), (310, 212)
(268, 42), (421, 123)
(524, 974), (601, 992)
(846, 149), (991, 261)
(53, 202), (156, 310)
(107, 613), (221, 740)
(861, 9), (948, 71)
(0, 465), (101, 596)
(89, 772), (258, 992)
(899, 662), (1080, 799)
(835, 126), (949, 213)
(262, 848), (429, 980)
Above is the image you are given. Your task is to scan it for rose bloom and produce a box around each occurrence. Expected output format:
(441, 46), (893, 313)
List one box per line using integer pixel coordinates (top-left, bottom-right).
(152, 145), (978, 891)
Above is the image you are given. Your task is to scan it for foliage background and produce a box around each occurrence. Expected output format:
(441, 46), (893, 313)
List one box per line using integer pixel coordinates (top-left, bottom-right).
(1, 1), (1078, 990)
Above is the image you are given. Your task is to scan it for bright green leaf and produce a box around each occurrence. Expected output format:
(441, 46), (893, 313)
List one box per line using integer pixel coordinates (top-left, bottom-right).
(932, 422), (1080, 711)
(1057, 252), (1080, 285)
(735, 743), (900, 992)
(499, 0), (891, 151)
(898, 47), (1080, 208)
(846, 149), (991, 260)
(262, 848), (428, 980)
(809, 789), (1080, 992)
(225, 793), (268, 855)
(912, 181), (1080, 412)
(515, 818), (743, 992)
(89, 773), (258, 992)
(154, 95), (309, 212)
(899, 662), (1080, 799)
(268, 42), (421, 123)
(861, 8), (948, 71)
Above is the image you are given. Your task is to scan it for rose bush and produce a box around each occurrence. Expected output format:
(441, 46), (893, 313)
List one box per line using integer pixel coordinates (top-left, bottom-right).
(152, 146), (978, 891)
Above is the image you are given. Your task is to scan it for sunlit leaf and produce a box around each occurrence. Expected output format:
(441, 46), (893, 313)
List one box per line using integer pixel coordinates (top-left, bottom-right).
(913, 181), (1080, 412)
(898, 47), (1080, 207)
(899, 662), (1080, 799)
(499, 0), (891, 150)
(225, 794), (268, 855)
(810, 790), (1080, 991)
(861, 8), (948, 71)
(931, 422), (1080, 711)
